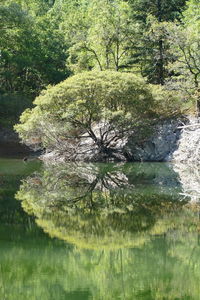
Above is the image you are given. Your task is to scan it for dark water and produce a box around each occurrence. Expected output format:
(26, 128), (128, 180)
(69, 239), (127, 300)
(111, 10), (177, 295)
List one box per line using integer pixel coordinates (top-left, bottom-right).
(0, 159), (200, 299)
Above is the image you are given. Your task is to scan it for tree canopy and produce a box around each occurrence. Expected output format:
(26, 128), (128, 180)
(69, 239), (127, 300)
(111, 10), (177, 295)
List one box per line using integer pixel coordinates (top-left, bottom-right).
(15, 70), (182, 160)
(1, 0), (200, 128)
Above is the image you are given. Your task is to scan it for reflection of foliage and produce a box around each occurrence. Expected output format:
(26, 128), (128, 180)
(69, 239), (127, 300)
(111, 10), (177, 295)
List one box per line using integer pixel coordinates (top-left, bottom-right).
(5, 162), (200, 299)
(16, 162), (190, 249)
(1, 209), (200, 300)
(0, 159), (41, 225)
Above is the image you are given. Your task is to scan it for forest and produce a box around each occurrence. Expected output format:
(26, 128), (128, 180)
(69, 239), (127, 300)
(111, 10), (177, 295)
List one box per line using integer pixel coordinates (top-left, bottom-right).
(1, 0), (200, 158)
(1, 2), (200, 297)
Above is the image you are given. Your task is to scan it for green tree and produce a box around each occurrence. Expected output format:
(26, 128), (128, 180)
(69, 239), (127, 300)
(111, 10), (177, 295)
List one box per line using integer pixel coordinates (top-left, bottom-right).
(0, 1), (70, 128)
(0, 3), (32, 92)
(166, 0), (200, 115)
(15, 71), (159, 159)
(0, 2), (69, 94)
(2, 0), (55, 15)
(128, 0), (186, 84)
(63, 0), (137, 73)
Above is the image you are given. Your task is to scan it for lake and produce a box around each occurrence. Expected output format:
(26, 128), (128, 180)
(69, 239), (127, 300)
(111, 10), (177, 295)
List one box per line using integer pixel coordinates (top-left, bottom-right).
(0, 158), (200, 299)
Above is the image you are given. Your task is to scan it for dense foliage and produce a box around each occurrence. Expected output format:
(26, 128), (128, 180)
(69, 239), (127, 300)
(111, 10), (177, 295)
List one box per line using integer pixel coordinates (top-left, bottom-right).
(15, 71), (182, 159)
(0, 1), (69, 94)
(1, 0), (200, 128)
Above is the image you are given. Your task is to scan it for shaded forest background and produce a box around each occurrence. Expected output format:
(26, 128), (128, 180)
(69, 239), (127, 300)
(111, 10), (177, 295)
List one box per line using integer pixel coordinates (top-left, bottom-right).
(1, 0), (200, 128)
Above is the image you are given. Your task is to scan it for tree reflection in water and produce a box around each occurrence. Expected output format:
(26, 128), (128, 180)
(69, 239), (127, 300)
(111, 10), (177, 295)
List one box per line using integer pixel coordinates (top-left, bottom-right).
(12, 162), (200, 299)
(16, 162), (190, 249)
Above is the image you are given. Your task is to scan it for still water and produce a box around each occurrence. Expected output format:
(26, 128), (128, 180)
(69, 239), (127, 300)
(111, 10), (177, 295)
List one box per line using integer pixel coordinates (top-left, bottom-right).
(0, 158), (200, 299)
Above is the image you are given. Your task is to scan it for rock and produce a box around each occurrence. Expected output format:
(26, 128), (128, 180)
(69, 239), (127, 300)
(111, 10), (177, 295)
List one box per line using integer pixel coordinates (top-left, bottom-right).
(173, 117), (200, 163)
(41, 150), (67, 163)
(42, 118), (183, 162)
(124, 119), (182, 161)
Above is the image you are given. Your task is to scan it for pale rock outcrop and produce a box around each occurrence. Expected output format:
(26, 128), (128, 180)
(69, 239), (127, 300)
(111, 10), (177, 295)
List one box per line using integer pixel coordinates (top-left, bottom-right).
(125, 119), (182, 162)
(173, 117), (200, 163)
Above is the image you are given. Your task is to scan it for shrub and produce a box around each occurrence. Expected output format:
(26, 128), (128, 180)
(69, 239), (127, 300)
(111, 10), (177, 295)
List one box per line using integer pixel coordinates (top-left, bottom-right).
(15, 71), (181, 158)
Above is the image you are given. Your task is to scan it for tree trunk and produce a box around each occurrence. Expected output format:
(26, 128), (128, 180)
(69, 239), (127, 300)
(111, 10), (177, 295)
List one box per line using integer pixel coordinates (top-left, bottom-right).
(158, 39), (164, 85)
(195, 81), (200, 117)
(196, 96), (200, 117)
(157, 0), (164, 85)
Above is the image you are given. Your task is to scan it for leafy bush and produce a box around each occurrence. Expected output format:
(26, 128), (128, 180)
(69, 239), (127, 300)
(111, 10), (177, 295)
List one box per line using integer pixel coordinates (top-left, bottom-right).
(15, 71), (182, 158)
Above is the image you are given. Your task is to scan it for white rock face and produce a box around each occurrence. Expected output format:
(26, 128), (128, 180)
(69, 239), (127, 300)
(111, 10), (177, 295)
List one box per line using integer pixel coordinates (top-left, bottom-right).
(172, 117), (200, 202)
(173, 117), (200, 163)
(124, 119), (182, 162)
